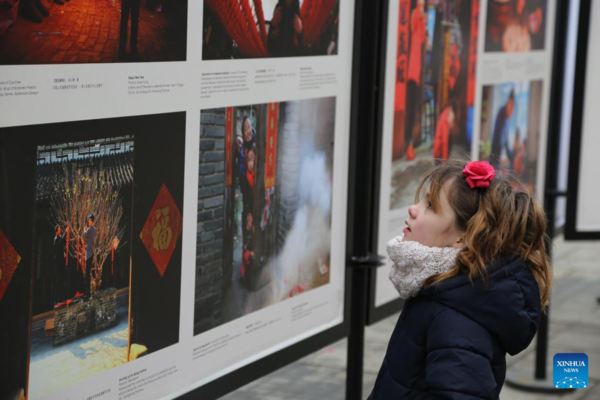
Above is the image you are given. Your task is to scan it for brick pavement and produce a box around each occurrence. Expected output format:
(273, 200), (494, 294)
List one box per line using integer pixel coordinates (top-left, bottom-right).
(0, 0), (186, 64)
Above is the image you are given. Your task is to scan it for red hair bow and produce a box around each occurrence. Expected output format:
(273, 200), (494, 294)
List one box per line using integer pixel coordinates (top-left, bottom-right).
(462, 161), (496, 189)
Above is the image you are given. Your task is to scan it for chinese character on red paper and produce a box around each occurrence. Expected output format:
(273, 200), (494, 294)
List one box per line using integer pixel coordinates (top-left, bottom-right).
(140, 184), (182, 277)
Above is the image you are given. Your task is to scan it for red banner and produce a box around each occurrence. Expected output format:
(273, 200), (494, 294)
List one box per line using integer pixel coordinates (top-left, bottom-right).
(394, 0), (410, 112)
(0, 230), (21, 303)
(467, 0), (480, 107)
(139, 184), (183, 277)
(225, 107), (234, 187)
(265, 103), (279, 189)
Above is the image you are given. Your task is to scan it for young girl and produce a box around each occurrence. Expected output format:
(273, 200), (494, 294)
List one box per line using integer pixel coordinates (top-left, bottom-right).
(368, 160), (552, 399)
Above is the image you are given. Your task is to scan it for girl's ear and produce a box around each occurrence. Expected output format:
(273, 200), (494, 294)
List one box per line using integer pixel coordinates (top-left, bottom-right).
(452, 234), (466, 249)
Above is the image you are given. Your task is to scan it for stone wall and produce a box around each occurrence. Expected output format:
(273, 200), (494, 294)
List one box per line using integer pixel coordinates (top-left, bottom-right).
(54, 288), (117, 346)
(194, 109), (226, 335)
(276, 98), (335, 250)
(277, 101), (302, 250)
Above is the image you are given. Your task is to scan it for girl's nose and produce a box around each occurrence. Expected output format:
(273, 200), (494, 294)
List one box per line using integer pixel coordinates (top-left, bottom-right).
(408, 205), (417, 219)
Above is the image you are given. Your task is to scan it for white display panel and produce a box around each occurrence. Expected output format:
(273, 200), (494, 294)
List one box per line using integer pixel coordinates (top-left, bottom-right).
(0, 1), (353, 399)
(575, 0), (600, 232)
(375, 0), (556, 308)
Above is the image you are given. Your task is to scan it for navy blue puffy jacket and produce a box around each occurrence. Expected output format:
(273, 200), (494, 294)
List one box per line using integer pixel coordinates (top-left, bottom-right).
(368, 256), (541, 399)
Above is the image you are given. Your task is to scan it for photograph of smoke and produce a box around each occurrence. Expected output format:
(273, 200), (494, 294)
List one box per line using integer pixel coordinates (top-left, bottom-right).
(194, 98), (335, 336)
(390, 0), (479, 210)
(0, 113), (185, 399)
(0, 0), (188, 64)
(484, 0), (547, 53)
(479, 81), (543, 192)
(202, 0), (339, 60)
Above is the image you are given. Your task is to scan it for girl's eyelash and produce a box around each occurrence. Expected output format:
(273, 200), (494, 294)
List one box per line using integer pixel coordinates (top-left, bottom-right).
(427, 202), (432, 209)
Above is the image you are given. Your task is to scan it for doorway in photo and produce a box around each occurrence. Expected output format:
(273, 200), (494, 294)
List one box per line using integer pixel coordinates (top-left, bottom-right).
(0, 112), (185, 399)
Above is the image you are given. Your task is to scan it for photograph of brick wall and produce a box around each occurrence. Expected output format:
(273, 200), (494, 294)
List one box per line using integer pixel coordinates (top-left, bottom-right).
(0, 113), (185, 399)
(0, 0), (188, 64)
(194, 98), (335, 336)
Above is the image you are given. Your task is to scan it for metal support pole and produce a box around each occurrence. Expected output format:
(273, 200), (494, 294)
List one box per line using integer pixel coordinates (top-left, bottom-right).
(534, 312), (550, 380)
(346, 256), (385, 400)
(346, 267), (369, 400)
(345, 0), (386, 397)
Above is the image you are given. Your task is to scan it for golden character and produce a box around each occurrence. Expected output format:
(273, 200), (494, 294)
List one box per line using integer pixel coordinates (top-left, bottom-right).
(152, 207), (173, 251)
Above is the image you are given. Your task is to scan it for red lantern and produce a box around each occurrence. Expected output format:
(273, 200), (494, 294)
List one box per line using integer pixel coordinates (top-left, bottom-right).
(111, 237), (119, 275)
(82, 236), (86, 273)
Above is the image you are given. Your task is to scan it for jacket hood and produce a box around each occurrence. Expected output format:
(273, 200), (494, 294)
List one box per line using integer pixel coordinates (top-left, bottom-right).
(419, 256), (542, 355)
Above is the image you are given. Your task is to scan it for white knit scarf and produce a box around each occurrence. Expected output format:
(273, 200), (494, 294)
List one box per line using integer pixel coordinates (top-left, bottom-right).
(387, 235), (461, 299)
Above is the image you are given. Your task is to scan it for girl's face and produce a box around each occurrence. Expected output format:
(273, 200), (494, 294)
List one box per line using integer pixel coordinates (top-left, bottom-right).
(246, 213), (253, 231)
(246, 150), (255, 173)
(403, 182), (465, 248)
(243, 120), (253, 143)
(448, 108), (455, 127)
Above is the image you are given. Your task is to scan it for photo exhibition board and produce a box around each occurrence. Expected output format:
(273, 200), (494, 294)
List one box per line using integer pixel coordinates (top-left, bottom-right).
(573, 0), (600, 232)
(375, 0), (556, 308)
(0, 1), (354, 399)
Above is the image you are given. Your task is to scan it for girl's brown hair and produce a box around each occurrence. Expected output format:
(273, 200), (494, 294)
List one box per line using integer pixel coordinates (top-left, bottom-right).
(419, 160), (552, 309)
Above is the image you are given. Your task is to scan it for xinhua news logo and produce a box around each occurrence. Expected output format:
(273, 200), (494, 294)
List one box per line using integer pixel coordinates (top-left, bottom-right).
(553, 353), (588, 389)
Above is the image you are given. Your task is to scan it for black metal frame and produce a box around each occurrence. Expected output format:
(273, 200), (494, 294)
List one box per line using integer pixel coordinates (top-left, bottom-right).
(363, 0), (407, 327)
(538, 0), (571, 380)
(178, 0), (367, 398)
(565, 0), (600, 240)
(345, 0), (391, 395)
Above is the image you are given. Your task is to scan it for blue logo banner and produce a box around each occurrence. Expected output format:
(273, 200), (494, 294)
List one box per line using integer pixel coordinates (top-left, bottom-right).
(553, 353), (588, 389)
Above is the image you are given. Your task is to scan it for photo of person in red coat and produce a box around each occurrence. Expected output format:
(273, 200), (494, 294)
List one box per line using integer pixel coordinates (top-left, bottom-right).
(390, 0), (477, 210)
(432, 102), (457, 161)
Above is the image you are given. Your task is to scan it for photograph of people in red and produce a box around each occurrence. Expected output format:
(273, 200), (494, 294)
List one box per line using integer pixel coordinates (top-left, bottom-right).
(484, 0), (547, 53)
(479, 81), (543, 193)
(390, 0), (479, 210)
(202, 0), (339, 60)
(194, 98), (335, 335)
(0, 0), (187, 64)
